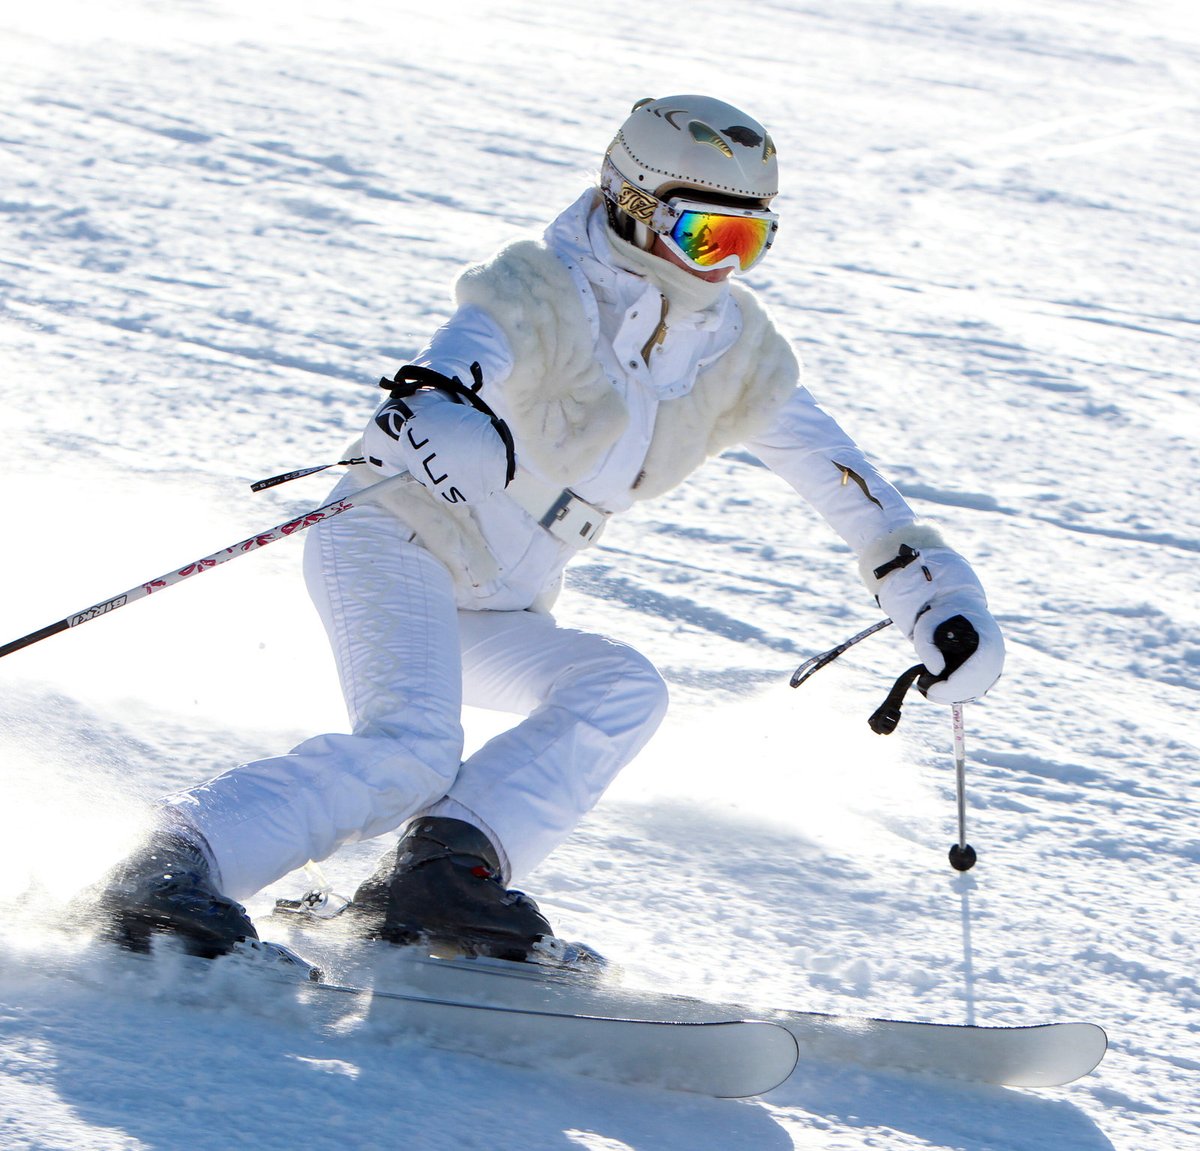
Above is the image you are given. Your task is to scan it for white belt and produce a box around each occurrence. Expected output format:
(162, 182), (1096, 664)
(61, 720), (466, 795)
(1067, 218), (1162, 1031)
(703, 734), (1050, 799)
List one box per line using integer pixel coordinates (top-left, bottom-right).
(505, 468), (608, 550)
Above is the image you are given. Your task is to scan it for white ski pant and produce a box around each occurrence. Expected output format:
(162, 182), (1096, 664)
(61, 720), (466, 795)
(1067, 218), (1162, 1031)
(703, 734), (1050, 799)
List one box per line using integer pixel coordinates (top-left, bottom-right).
(166, 493), (669, 899)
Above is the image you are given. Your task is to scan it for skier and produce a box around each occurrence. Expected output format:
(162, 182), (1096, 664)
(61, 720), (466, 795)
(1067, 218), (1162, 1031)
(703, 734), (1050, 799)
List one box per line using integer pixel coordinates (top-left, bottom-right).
(98, 95), (1005, 962)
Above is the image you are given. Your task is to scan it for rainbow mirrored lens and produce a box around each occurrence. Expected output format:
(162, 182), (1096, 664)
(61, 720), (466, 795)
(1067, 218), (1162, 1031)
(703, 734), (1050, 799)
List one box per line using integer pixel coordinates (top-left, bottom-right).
(669, 209), (774, 271)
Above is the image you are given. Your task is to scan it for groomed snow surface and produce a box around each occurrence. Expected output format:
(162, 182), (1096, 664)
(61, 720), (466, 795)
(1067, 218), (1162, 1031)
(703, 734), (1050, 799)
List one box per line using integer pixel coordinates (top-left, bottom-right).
(1, 2), (1197, 1148)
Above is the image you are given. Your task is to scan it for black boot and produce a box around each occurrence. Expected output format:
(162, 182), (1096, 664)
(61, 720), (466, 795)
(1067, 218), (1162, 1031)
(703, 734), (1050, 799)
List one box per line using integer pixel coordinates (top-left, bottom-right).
(96, 831), (258, 960)
(349, 817), (553, 962)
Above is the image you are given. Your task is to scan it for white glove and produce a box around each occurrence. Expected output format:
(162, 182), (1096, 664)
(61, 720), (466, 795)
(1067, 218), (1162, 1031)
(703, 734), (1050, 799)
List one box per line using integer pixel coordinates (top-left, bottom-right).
(861, 526), (1005, 704)
(913, 601), (1005, 704)
(363, 388), (512, 504)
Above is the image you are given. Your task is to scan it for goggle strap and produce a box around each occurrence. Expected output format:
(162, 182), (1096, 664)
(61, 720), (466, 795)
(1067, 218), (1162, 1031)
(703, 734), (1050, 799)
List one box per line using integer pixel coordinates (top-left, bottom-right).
(601, 158), (776, 233)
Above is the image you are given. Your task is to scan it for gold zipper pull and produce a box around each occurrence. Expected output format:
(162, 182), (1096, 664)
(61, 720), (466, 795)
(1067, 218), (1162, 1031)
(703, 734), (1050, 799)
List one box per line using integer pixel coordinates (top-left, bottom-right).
(640, 296), (669, 365)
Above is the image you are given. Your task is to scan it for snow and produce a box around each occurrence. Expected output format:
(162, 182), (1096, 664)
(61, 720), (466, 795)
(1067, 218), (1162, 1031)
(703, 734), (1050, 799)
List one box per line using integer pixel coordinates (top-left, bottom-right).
(1, 0), (1197, 1146)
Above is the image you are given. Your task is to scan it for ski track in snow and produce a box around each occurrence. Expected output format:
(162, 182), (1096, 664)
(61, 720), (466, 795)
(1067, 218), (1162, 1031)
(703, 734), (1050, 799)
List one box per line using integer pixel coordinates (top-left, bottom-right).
(1, 1), (1198, 1148)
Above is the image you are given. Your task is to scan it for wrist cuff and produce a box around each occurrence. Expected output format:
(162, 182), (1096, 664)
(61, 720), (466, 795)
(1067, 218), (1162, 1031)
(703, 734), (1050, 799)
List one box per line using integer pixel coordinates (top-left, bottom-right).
(858, 524), (948, 599)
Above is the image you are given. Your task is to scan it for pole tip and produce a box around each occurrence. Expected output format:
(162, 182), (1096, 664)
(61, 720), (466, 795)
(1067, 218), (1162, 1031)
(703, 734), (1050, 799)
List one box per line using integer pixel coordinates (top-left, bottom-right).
(948, 843), (977, 871)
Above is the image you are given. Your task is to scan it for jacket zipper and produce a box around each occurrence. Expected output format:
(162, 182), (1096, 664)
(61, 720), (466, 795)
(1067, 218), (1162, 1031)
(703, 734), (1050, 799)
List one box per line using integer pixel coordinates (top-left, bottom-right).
(836, 462), (884, 509)
(640, 295), (669, 365)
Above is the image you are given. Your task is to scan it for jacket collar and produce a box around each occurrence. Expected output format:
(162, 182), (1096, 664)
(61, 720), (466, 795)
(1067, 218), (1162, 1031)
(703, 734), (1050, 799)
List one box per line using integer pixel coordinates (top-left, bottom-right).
(546, 188), (730, 328)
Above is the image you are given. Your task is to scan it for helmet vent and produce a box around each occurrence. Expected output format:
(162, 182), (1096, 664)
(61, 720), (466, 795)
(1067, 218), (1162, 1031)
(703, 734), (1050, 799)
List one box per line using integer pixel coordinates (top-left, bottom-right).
(688, 121), (734, 157)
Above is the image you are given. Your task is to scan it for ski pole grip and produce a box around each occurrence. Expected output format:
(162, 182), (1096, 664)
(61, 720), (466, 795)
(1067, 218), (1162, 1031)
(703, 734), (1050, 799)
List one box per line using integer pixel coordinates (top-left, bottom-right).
(917, 615), (979, 695)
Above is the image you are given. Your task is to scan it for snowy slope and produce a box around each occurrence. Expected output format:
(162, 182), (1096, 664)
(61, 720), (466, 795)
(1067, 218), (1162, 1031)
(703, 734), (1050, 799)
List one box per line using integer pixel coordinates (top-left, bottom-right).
(1, 1), (1198, 1148)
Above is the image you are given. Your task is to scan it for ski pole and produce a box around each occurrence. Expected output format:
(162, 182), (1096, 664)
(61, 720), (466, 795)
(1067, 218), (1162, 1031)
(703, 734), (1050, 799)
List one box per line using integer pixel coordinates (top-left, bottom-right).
(791, 620), (981, 871)
(0, 474), (401, 662)
(948, 702), (977, 871)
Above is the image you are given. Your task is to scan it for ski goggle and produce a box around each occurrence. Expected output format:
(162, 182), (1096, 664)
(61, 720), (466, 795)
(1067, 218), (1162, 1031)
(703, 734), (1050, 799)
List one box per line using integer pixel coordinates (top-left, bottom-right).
(658, 198), (779, 273)
(601, 159), (778, 273)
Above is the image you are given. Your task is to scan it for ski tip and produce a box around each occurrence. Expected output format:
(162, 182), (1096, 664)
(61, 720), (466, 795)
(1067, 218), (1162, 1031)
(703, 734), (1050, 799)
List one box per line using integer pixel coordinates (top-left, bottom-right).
(229, 938), (324, 983)
(1058, 1021), (1109, 1083)
(991, 1020), (1109, 1087)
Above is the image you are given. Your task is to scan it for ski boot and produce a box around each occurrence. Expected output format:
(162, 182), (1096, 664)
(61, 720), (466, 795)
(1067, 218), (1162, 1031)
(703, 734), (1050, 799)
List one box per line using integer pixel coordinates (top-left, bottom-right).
(348, 817), (553, 962)
(95, 830), (258, 960)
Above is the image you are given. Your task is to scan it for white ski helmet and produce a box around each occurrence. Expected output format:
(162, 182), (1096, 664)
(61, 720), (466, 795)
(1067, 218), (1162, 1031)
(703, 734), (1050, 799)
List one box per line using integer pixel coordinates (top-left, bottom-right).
(604, 95), (778, 205)
(601, 95), (779, 267)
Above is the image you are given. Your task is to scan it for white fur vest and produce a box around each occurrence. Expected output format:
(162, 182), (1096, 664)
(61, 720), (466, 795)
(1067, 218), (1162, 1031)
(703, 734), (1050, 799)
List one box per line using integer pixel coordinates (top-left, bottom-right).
(454, 237), (800, 500)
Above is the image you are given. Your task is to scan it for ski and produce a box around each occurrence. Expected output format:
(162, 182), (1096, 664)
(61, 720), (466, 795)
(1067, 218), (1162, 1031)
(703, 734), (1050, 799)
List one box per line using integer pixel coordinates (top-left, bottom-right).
(43, 930), (783, 1098)
(306, 946), (1106, 1089)
(299, 980), (800, 1098)
(226, 939), (797, 1097)
(267, 891), (1108, 1088)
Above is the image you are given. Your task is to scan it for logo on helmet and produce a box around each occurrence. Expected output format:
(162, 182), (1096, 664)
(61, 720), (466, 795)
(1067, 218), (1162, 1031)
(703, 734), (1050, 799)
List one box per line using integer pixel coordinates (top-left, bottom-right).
(615, 182), (658, 223)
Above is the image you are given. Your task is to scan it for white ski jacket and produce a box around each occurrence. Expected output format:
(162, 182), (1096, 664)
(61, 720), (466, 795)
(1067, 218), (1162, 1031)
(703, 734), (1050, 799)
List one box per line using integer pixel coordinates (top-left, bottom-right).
(354, 189), (940, 618)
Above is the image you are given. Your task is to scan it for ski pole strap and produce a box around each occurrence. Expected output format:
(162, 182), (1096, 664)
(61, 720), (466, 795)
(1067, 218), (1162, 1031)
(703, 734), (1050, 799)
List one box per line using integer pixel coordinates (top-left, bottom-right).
(869, 663), (925, 734)
(790, 618), (893, 688)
